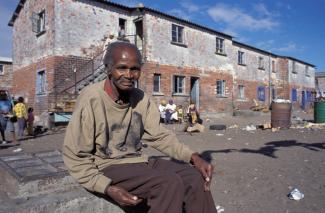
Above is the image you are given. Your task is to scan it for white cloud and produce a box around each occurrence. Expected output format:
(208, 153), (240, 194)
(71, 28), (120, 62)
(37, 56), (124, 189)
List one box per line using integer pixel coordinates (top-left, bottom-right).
(272, 42), (300, 52)
(253, 3), (272, 17)
(169, 8), (191, 20)
(179, 1), (200, 13)
(207, 3), (279, 31)
(256, 39), (275, 50)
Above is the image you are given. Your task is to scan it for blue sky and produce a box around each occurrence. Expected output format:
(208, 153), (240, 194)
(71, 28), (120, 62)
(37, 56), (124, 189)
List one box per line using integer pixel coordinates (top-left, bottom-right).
(1, 0), (324, 71)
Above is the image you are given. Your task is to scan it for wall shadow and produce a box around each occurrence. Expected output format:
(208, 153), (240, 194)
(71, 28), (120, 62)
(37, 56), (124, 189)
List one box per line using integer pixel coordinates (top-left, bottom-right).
(201, 140), (325, 162)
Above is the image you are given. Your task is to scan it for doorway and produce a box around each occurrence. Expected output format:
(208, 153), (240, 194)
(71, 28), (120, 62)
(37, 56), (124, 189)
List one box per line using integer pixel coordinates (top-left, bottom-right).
(190, 77), (200, 108)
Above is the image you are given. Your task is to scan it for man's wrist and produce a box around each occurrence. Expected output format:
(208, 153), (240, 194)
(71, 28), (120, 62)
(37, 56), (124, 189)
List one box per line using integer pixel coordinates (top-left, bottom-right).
(190, 152), (200, 164)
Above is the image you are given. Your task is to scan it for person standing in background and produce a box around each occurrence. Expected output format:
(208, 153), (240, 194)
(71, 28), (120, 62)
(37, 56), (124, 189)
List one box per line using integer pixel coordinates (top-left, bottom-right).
(13, 97), (27, 138)
(27, 107), (34, 136)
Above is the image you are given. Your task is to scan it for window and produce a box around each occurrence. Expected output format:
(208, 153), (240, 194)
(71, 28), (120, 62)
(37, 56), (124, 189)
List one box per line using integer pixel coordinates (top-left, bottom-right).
(118, 18), (126, 37)
(258, 57), (264, 69)
(173, 75), (185, 94)
(32, 10), (45, 34)
(238, 51), (245, 65)
(257, 86), (265, 101)
(153, 74), (161, 93)
(216, 37), (225, 54)
(36, 70), (46, 95)
(216, 80), (226, 96)
(172, 24), (184, 44)
(292, 61), (297, 73)
(291, 89), (297, 101)
(0, 64), (3, 75)
(305, 65), (310, 76)
(238, 85), (245, 99)
(272, 60), (276, 73)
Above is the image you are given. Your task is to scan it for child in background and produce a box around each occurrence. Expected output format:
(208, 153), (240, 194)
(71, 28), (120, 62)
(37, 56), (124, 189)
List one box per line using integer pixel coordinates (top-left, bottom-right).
(27, 107), (34, 136)
(176, 105), (184, 124)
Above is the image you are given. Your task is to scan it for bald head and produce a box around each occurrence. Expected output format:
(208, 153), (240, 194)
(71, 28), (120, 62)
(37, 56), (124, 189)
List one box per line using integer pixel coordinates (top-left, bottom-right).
(103, 42), (142, 72)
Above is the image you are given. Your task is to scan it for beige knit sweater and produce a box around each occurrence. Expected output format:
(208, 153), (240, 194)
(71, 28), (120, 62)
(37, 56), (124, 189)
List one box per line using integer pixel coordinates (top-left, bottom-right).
(62, 81), (194, 194)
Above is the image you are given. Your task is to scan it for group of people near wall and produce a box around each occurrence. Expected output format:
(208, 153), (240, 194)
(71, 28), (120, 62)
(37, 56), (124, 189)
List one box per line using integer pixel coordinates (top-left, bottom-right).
(0, 91), (34, 145)
(158, 99), (204, 132)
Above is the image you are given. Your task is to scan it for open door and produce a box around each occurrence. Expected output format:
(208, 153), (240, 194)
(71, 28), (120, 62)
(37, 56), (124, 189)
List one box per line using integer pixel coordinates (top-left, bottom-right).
(190, 77), (200, 108)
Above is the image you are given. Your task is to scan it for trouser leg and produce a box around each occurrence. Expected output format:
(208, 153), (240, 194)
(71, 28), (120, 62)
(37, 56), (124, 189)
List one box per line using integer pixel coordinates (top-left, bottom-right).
(150, 159), (216, 213)
(103, 161), (184, 213)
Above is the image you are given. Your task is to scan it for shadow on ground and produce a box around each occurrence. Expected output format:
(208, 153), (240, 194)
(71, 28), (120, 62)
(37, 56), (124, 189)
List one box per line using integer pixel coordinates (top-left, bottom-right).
(201, 140), (325, 162)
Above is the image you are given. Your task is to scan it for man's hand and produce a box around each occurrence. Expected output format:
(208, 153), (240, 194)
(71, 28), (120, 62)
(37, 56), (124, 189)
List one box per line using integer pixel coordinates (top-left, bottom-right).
(106, 185), (143, 206)
(190, 153), (214, 191)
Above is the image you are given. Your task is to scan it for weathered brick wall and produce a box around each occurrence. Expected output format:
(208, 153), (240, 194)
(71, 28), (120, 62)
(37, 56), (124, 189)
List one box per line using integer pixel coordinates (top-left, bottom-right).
(288, 59), (315, 88)
(12, 0), (55, 69)
(144, 12), (233, 71)
(141, 62), (235, 113)
(0, 62), (13, 92)
(12, 57), (55, 114)
(53, 0), (134, 57)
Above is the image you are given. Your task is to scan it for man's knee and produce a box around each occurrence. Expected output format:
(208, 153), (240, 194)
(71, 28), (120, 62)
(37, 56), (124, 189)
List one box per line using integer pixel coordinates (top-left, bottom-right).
(158, 173), (184, 191)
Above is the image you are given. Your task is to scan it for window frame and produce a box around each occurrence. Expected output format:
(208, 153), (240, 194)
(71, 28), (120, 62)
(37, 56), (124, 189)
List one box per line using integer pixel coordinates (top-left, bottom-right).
(171, 24), (185, 46)
(257, 86), (265, 101)
(216, 80), (226, 97)
(173, 75), (185, 94)
(36, 70), (47, 95)
(32, 10), (46, 36)
(238, 51), (245, 65)
(258, 56), (265, 70)
(238, 85), (245, 99)
(216, 37), (226, 55)
(272, 60), (276, 73)
(0, 64), (4, 75)
(305, 65), (310, 77)
(291, 88), (297, 102)
(292, 61), (297, 73)
(153, 73), (161, 93)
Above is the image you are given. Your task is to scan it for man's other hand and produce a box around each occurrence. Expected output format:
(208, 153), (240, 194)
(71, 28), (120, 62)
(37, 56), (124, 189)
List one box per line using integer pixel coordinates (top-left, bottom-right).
(190, 153), (214, 191)
(106, 185), (143, 206)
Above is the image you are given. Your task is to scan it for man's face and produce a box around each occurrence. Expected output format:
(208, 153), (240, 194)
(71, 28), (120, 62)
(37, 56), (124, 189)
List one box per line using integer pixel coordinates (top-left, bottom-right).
(109, 48), (141, 92)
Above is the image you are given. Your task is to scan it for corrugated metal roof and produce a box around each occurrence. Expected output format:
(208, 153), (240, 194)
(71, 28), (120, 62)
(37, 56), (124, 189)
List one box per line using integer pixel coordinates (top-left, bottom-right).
(0, 57), (13, 63)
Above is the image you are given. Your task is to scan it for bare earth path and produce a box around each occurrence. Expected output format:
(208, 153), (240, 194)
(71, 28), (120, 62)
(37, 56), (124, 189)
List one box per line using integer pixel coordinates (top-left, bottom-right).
(1, 112), (324, 213)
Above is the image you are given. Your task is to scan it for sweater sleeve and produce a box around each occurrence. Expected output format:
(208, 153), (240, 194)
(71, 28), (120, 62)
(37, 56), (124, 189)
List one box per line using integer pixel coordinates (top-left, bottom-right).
(141, 98), (194, 163)
(62, 100), (111, 194)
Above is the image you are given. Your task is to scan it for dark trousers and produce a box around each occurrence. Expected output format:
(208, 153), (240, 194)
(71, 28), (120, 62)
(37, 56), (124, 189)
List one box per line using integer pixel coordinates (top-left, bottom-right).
(17, 118), (25, 137)
(103, 158), (216, 213)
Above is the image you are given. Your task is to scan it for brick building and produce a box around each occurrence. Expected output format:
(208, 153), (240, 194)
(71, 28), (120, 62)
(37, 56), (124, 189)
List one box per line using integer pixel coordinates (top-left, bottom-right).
(8, 0), (316, 115)
(0, 57), (13, 92)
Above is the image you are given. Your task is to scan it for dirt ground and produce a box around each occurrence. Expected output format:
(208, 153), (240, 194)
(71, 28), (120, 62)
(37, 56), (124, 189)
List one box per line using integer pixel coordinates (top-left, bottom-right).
(1, 111), (324, 213)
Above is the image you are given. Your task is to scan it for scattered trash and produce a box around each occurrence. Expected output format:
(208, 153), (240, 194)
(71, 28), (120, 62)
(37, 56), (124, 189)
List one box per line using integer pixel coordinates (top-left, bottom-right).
(13, 148), (23, 153)
(216, 205), (225, 213)
(227, 138), (232, 140)
(228, 124), (238, 129)
(244, 125), (256, 131)
(288, 188), (304, 201)
(206, 118), (211, 122)
(273, 99), (291, 103)
(257, 123), (271, 130)
(216, 133), (224, 136)
(272, 127), (280, 132)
